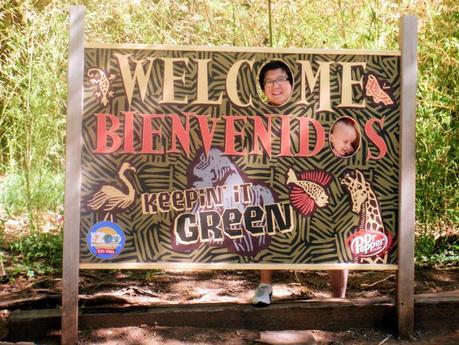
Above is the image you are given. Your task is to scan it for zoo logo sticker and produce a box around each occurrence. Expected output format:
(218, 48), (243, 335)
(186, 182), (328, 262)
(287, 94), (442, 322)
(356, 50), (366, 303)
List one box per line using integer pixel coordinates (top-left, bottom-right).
(87, 221), (125, 259)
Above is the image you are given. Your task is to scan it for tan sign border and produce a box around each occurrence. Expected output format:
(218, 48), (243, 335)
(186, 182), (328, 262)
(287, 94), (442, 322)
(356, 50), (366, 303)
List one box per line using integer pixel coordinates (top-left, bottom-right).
(80, 263), (398, 270)
(79, 44), (401, 271)
(85, 42), (401, 56)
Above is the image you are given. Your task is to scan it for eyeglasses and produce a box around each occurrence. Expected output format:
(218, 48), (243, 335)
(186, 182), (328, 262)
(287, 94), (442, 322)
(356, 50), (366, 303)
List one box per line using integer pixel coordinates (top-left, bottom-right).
(264, 77), (289, 88)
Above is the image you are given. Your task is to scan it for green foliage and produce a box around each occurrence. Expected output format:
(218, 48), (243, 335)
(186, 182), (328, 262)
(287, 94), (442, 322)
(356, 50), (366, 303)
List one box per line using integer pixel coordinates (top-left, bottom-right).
(0, 170), (64, 217)
(0, 0), (67, 227)
(9, 231), (63, 275)
(0, 0), (457, 264)
(416, 1), (458, 231)
(416, 231), (459, 266)
(145, 270), (166, 281)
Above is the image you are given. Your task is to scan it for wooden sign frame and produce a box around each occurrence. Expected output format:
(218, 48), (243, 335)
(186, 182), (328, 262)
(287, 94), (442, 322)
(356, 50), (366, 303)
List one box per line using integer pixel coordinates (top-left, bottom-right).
(62, 5), (416, 344)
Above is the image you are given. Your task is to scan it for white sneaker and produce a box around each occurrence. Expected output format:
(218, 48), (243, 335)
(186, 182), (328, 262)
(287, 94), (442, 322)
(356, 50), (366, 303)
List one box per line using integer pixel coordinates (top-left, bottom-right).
(251, 283), (273, 306)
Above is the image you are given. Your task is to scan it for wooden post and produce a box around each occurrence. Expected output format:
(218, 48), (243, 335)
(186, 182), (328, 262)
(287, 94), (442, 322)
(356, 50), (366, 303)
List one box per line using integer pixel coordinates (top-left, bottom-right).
(62, 6), (84, 345)
(397, 16), (417, 338)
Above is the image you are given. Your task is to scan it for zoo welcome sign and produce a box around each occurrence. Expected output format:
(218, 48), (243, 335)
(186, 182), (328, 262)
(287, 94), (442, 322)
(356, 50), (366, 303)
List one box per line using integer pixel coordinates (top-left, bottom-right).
(78, 44), (400, 269)
(63, 9), (417, 342)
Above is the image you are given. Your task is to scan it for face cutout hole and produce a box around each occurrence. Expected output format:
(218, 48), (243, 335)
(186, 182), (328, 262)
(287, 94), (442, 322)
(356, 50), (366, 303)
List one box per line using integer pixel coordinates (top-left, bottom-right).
(257, 60), (293, 107)
(330, 117), (361, 158)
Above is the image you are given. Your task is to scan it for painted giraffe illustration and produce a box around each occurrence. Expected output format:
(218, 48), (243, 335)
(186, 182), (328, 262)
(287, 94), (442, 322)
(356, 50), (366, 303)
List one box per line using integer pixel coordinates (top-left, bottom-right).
(340, 169), (391, 264)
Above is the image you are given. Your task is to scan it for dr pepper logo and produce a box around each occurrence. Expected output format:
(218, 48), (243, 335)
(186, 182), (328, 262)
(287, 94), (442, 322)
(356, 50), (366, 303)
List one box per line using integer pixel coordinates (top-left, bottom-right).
(347, 230), (391, 258)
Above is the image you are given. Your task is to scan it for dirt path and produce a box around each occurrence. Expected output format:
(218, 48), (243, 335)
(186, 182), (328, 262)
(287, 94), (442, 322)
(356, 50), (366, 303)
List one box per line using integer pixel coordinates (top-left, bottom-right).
(1, 268), (458, 344)
(2, 268), (458, 309)
(34, 326), (458, 344)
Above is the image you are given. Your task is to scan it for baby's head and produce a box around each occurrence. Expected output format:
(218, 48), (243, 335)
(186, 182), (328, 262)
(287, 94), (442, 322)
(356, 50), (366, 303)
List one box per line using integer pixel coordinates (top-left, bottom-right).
(330, 118), (359, 157)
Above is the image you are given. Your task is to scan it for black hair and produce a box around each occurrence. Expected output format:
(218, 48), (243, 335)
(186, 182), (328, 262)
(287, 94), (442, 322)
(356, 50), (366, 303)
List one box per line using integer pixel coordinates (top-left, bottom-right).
(258, 60), (293, 90)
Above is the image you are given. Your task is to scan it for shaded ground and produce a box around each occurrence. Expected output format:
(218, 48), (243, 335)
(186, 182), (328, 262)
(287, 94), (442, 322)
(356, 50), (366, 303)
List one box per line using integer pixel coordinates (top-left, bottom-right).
(76, 327), (459, 345)
(0, 268), (458, 344)
(1, 268), (458, 309)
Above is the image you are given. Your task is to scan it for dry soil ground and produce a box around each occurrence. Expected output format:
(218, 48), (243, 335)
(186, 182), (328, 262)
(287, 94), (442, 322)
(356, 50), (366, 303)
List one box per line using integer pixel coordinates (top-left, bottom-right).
(1, 268), (458, 344)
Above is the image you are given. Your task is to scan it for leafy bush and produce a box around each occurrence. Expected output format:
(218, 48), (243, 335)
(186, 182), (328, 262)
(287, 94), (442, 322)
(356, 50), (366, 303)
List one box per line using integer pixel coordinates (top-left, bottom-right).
(0, 170), (64, 217)
(0, 0), (67, 229)
(9, 231), (63, 276)
(416, 232), (459, 266)
(416, 2), (458, 230)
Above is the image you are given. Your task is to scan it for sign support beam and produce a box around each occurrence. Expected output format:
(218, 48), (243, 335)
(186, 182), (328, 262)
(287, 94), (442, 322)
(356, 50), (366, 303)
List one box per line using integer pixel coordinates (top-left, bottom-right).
(62, 6), (84, 345)
(397, 15), (417, 338)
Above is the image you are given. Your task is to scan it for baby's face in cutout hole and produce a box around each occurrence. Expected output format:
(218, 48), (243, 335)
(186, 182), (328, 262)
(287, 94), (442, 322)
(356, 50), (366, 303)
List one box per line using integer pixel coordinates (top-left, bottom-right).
(331, 121), (357, 157)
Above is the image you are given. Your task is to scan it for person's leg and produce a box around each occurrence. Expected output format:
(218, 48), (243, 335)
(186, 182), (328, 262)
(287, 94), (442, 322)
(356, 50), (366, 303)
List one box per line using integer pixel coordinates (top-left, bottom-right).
(327, 269), (348, 298)
(252, 270), (274, 306)
(260, 269), (273, 284)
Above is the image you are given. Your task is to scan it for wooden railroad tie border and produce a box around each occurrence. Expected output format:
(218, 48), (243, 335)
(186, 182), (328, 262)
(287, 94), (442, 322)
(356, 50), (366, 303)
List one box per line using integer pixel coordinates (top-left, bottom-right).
(5, 293), (459, 342)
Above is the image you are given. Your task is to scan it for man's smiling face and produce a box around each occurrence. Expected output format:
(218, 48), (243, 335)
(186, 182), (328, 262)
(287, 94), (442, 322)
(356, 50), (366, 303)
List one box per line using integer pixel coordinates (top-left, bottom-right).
(263, 68), (292, 106)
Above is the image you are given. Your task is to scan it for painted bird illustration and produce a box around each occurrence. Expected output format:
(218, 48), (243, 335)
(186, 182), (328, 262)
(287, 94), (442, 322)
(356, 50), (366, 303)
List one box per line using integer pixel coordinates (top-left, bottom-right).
(87, 162), (136, 221)
(365, 74), (393, 106)
(287, 168), (332, 217)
